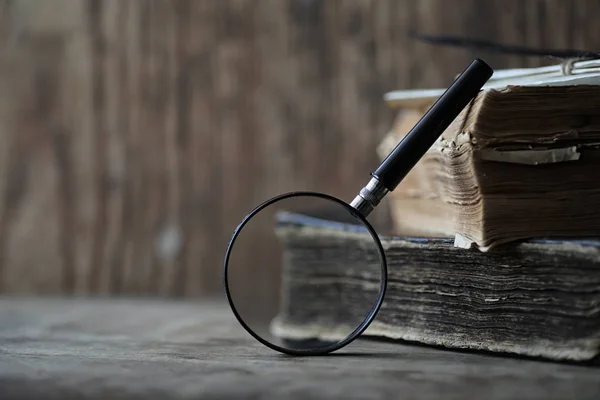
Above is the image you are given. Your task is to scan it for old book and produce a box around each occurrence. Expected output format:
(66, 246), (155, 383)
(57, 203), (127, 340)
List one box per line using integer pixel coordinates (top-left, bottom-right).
(378, 59), (600, 250)
(270, 211), (600, 362)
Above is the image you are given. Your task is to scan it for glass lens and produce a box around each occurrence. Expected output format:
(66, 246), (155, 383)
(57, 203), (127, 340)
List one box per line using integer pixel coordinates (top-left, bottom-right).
(224, 193), (386, 355)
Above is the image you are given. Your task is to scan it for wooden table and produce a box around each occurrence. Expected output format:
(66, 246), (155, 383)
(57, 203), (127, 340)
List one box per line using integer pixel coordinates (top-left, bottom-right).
(0, 297), (598, 399)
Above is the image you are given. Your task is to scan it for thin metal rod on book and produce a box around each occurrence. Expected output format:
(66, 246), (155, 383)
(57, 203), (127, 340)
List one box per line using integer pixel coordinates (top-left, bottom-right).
(409, 32), (600, 61)
(350, 58), (493, 216)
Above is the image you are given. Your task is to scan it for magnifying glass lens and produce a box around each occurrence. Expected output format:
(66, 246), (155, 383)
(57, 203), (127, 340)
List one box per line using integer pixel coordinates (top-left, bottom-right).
(224, 193), (386, 355)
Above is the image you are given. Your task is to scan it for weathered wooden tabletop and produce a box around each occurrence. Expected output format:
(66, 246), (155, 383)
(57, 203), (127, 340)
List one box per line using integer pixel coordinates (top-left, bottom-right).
(0, 297), (598, 400)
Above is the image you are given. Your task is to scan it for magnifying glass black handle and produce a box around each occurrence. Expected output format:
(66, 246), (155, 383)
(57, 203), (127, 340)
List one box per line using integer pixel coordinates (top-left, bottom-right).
(351, 58), (493, 216)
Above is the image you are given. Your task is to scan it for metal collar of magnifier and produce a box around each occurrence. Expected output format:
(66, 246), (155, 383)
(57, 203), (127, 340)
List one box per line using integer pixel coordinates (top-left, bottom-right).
(350, 177), (389, 217)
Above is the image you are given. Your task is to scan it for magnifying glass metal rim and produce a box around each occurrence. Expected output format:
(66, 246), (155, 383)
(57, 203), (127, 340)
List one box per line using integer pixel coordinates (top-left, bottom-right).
(223, 59), (494, 356)
(223, 190), (388, 356)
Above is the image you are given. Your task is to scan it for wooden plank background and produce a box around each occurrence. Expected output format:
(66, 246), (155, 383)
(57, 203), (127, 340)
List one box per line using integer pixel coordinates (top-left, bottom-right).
(0, 0), (599, 301)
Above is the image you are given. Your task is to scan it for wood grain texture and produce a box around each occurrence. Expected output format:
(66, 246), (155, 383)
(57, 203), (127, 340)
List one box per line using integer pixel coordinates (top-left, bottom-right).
(1, 0), (600, 298)
(0, 297), (599, 400)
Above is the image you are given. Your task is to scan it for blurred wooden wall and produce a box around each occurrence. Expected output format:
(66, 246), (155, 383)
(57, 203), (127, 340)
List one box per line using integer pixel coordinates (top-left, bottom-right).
(0, 0), (598, 297)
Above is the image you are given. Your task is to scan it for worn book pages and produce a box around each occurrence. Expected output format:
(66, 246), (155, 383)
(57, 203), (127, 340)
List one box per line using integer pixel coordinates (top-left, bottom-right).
(378, 62), (600, 250)
(270, 212), (600, 362)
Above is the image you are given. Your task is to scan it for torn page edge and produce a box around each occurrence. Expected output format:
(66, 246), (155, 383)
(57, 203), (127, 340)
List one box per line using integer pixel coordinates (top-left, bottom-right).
(477, 146), (580, 165)
(454, 233), (493, 252)
(454, 233), (475, 249)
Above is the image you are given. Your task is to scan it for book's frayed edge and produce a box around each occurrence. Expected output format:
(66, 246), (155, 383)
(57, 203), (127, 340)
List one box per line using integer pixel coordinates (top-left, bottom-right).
(477, 146), (581, 165)
(269, 316), (600, 361)
(364, 321), (600, 361)
(453, 232), (600, 253)
(454, 233), (478, 250)
(436, 132), (583, 165)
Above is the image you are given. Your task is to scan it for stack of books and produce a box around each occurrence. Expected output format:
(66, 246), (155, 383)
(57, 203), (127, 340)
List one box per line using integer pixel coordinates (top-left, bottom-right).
(270, 59), (600, 362)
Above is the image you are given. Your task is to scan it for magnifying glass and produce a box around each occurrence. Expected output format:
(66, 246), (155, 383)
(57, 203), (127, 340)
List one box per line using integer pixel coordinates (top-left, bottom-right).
(224, 58), (493, 356)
